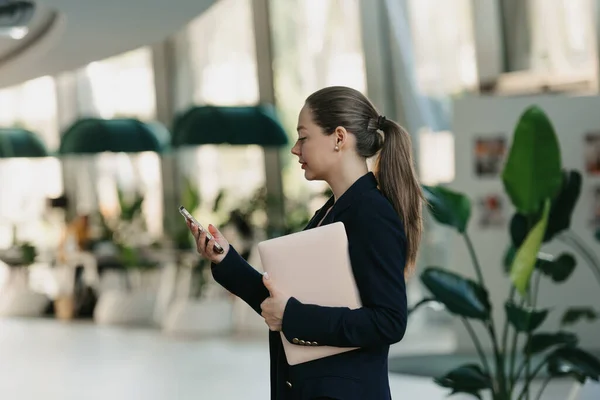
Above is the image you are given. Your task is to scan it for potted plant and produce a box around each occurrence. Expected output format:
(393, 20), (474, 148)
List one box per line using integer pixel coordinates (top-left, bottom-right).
(93, 188), (161, 326)
(162, 177), (235, 336)
(412, 106), (600, 399)
(0, 236), (48, 317)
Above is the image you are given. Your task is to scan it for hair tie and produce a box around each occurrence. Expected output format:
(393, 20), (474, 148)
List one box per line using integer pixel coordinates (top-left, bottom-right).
(377, 115), (387, 130)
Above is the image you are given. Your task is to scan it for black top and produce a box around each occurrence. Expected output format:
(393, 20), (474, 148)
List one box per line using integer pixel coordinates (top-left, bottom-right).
(212, 172), (408, 399)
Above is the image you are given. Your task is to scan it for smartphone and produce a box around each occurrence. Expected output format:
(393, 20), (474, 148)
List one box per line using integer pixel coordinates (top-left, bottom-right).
(178, 206), (224, 254)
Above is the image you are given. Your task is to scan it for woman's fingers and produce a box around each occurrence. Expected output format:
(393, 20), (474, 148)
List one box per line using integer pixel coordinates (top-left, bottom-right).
(186, 219), (229, 263)
(197, 228), (207, 255)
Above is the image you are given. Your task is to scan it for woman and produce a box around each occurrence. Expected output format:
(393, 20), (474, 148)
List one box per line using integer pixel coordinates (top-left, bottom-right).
(187, 86), (423, 400)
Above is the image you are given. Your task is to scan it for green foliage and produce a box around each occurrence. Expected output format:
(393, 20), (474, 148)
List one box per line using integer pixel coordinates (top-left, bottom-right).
(18, 242), (37, 265)
(509, 200), (550, 296)
(420, 267), (490, 320)
(501, 106), (563, 215)
(417, 105), (600, 400)
(423, 186), (471, 233)
(434, 364), (492, 400)
(560, 308), (598, 327)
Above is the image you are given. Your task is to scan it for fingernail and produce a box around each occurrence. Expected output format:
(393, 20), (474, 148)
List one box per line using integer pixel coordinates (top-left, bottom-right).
(263, 272), (269, 279)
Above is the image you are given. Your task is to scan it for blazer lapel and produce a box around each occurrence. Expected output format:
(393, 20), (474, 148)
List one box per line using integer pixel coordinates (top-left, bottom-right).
(303, 172), (379, 230)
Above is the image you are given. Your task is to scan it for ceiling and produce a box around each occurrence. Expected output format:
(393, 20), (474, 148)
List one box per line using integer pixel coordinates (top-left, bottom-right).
(0, 0), (216, 89)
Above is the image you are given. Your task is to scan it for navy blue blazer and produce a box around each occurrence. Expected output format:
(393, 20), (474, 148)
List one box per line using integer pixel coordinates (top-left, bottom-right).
(212, 172), (408, 399)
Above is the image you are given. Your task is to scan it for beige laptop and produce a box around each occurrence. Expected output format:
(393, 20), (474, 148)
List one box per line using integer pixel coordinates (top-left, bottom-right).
(257, 222), (362, 365)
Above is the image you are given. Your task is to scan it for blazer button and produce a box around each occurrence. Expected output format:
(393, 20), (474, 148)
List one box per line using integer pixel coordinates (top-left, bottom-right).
(292, 338), (299, 344)
(312, 341), (318, 346)
(299, 340), (306, 345)
(286, 381), (292, 388)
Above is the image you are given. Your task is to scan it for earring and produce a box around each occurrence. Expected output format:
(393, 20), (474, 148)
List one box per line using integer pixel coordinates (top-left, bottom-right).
(334, 145), (340, 151)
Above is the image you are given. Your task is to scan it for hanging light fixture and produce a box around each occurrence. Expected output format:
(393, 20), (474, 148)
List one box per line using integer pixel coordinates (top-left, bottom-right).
(0, 1), (35, 40)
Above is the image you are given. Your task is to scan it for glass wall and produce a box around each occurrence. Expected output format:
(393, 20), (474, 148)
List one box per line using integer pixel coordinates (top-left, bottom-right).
(84, 47), (157, 120)
(269, 0), (367, 210)
(62, 47), (163, 237)
(407, 0), (477, 97)
(0, 76), (62, 250)
(173, 0), (266, 241)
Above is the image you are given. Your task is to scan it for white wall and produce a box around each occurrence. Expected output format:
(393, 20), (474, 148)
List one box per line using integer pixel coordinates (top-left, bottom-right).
(449, 94), (600, 352)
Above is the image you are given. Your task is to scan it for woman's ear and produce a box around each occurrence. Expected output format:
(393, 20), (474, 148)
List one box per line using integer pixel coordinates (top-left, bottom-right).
(334, 126), (348, 149)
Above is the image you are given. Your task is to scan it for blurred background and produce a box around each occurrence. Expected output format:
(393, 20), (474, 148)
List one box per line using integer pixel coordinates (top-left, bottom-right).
(0, 0), (599, 399)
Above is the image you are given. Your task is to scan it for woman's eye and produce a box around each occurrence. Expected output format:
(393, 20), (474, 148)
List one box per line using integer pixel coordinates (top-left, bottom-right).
(298, 137), (306, 142)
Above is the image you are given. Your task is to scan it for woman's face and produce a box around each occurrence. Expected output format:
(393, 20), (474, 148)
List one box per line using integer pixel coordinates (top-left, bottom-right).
(291, 105), (339, 181)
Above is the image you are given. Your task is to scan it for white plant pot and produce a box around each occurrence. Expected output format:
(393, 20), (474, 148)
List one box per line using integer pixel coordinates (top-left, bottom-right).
(0, 267), (48, 317)
(162, 298), (234, 336)
(0, 288), (48, 317)
(94, 290), (156, 326)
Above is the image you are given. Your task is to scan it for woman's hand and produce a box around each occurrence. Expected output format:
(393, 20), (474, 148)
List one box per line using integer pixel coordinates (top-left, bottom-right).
(260, 273), (290, 331)
(187, 220), (230, 264)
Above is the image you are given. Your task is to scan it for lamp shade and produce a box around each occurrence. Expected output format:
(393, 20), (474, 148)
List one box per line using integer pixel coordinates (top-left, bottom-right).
(0, 128), (48, 158)
(172, 105), (288, 147)
(59, 118), (170, 155)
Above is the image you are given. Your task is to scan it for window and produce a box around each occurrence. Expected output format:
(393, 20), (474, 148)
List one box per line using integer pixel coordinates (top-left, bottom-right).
(269, 0), (367, 206)
(0, 76), (59, 150)
(62, 47), (161, 238)
(496, 0), (597, 93)
(184, 0), (259, 107)
(172, 0), (265, 233)
(407, 0), (478, 96)
(0, 76), (61, 250)
(528, 0), (596, 75)
(0, 158), (63, 250)
(84, 47), (157, 120)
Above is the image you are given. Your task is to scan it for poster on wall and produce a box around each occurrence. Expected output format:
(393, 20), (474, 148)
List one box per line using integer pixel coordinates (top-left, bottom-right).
(584, 133), (600, 175)
(474, 135), (506, 177)
(478, 194), (504, 228)
(589, 186), (600, 229)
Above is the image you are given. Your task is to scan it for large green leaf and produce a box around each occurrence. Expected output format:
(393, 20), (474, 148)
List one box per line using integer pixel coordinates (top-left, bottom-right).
(501, 106), (563, 215)
(544, 170), (581, 241)
(524, 332), (578, 355)
(561, 307), (599, 327)
(505, 302), (549, 332)
(509, 213), (528, 248)
(434, 364), (491, 400)
(510, 200), (550, 295)
(422, 186), (471, 233)
(510, 170), (581, 247)
(503, 245), (517, 274)
(536, 253), (576, 283)
(547, 347), (600, 383)
(420, 267), (491, 320)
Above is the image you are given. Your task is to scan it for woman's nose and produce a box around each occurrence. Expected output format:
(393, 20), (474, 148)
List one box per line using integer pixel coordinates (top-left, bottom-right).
(291, 143), (300, 156)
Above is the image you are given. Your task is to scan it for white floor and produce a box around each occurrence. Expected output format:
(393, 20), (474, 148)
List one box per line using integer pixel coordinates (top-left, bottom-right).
(0, 318), (595, 399)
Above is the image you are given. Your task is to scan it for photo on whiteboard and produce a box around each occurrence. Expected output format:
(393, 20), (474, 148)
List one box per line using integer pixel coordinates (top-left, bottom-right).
(590, 186), (600, 229)
(478, 194), (504, 228)
(584, 133), (600, 175)
(474, 135), (506, 177)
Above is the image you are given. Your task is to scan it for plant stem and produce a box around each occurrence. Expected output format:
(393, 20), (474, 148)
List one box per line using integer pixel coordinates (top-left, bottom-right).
(464, 233), (486, 286)
(534, 376), (552, 400)
(408, 297), (436, 316)
(463, 233), (505, 395)
(516, 358), (548, 400)
(508, 297), (526, 394)
(487, 320), (507, 398)
(561, 231), (600, 287)
(502, 287), (516, 356)
(462, 318), (493, 378)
